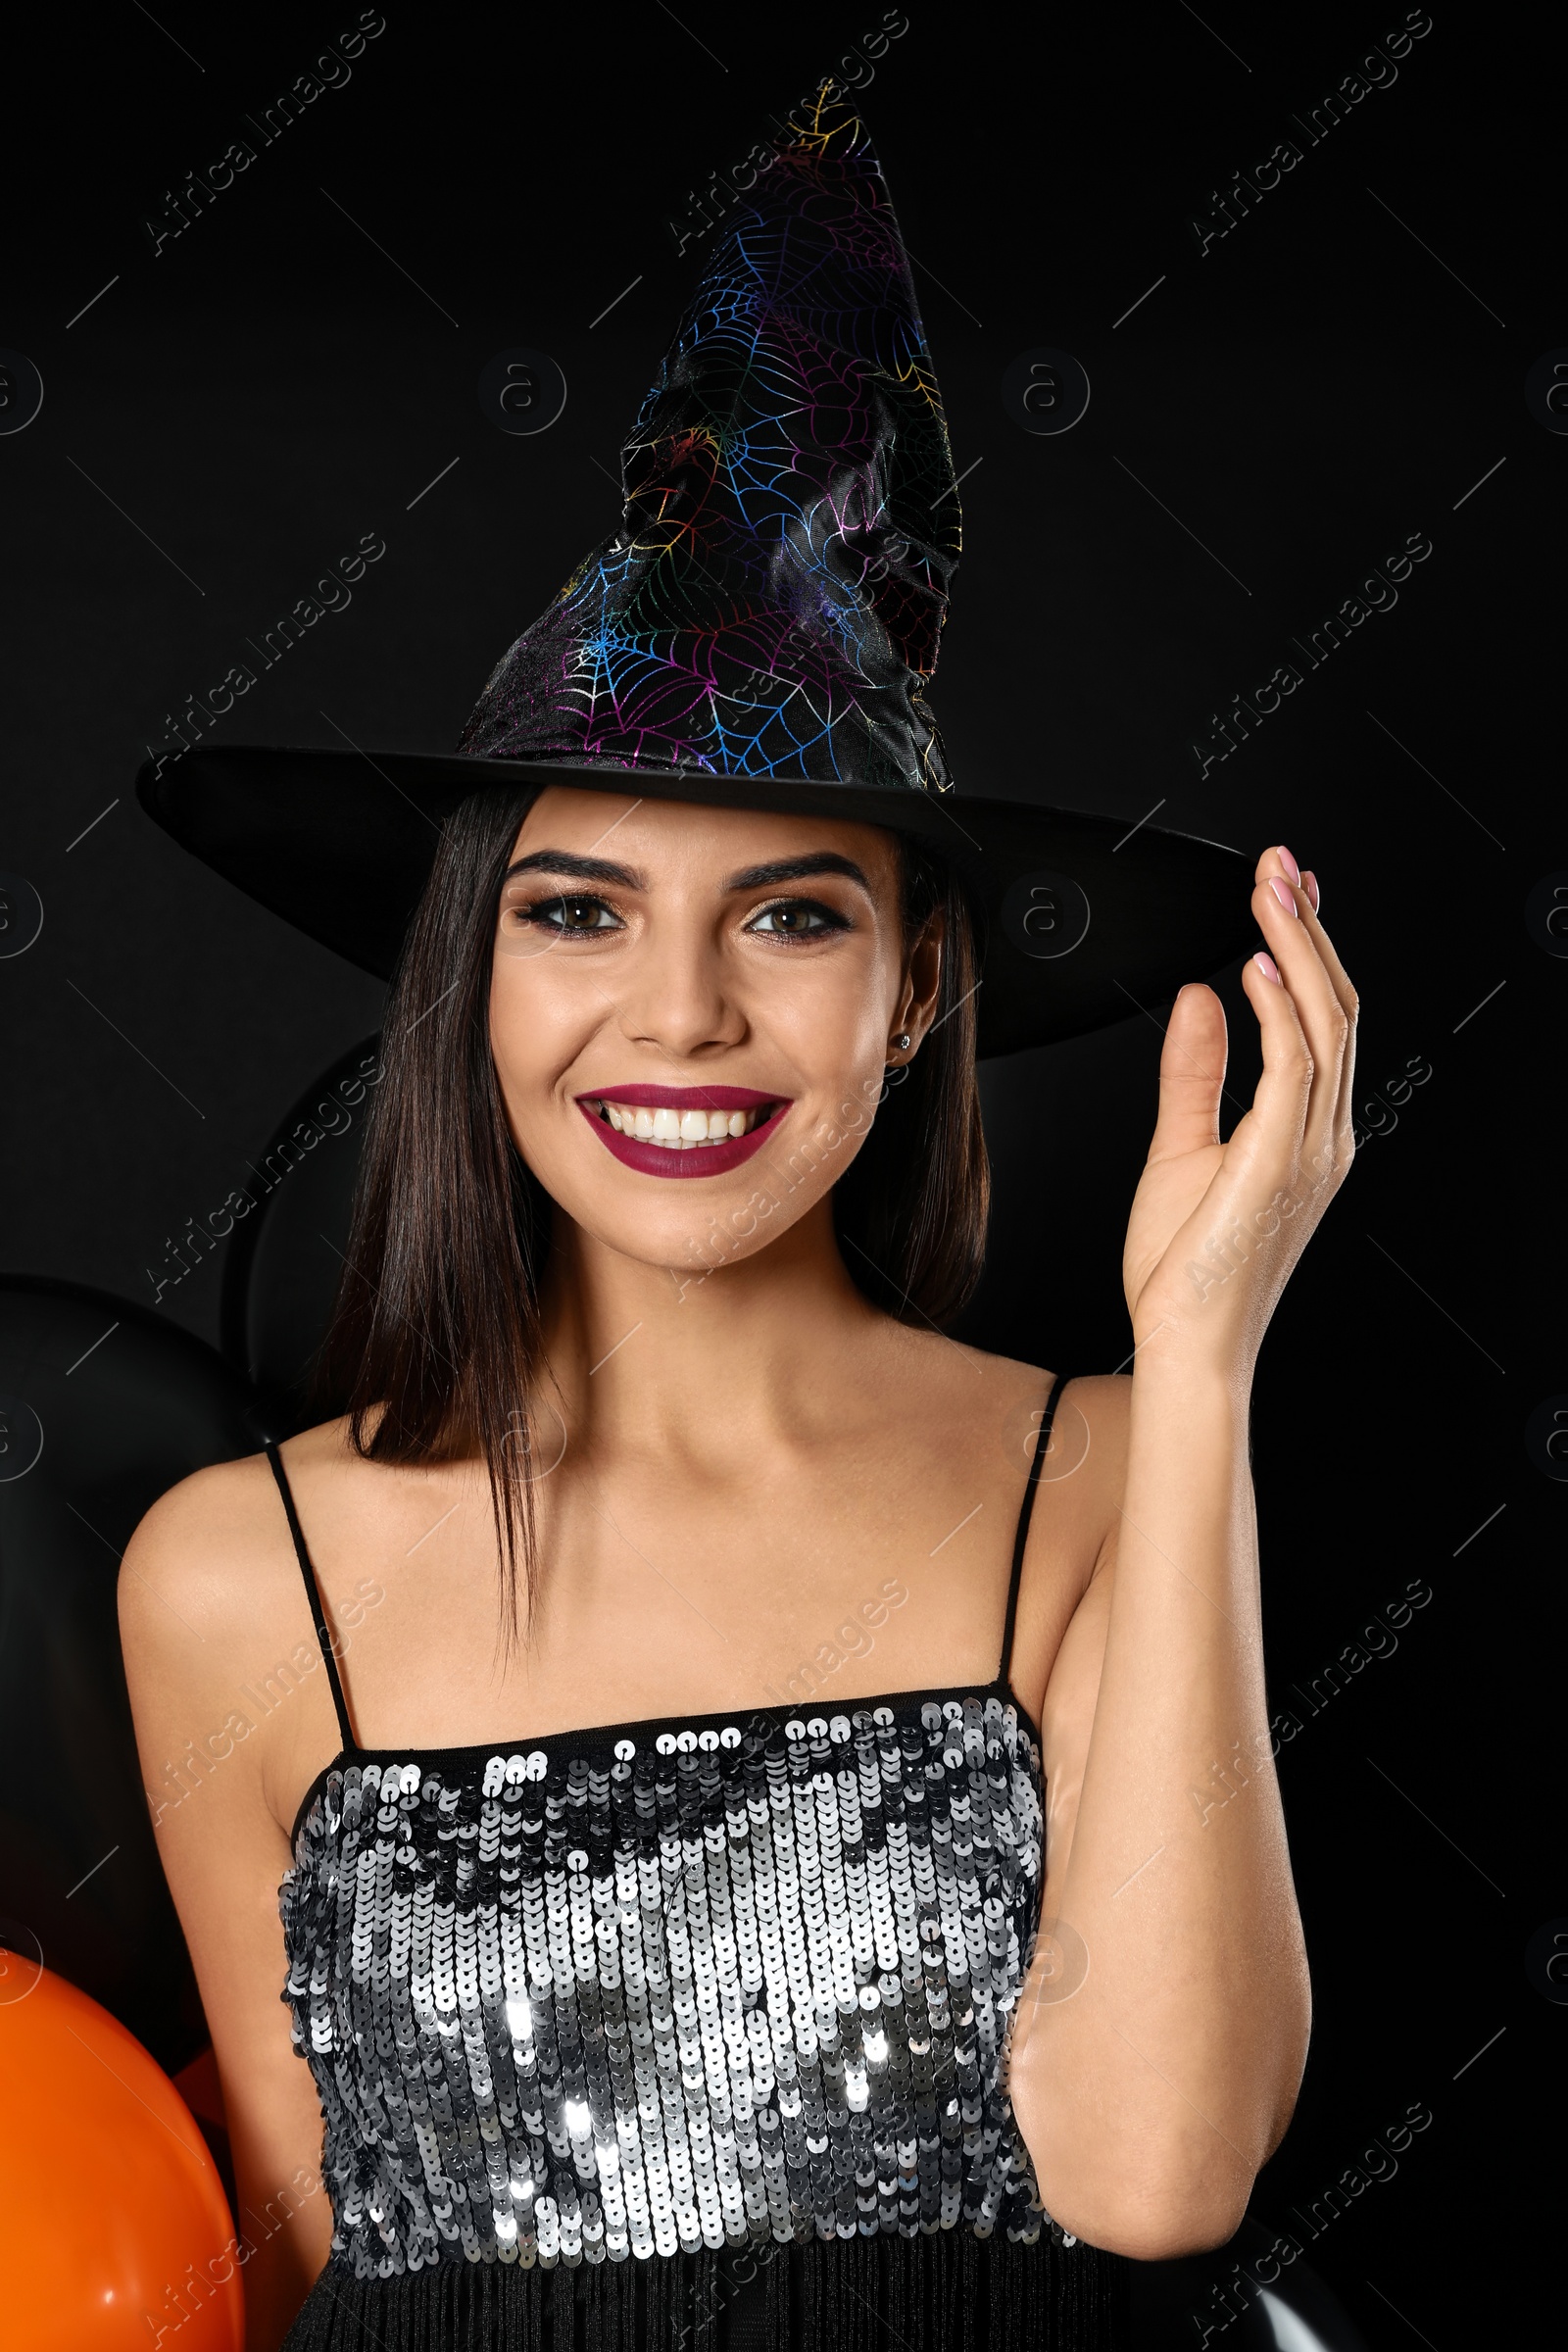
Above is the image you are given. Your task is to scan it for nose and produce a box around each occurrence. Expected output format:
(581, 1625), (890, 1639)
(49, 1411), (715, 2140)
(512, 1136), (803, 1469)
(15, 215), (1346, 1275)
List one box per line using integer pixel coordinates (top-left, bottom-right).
(614, 905), (747, 1063)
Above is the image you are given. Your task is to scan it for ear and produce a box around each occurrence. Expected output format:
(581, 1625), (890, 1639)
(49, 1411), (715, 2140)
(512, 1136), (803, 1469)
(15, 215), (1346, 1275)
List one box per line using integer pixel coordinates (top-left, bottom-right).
(898, 905), (946, 1044)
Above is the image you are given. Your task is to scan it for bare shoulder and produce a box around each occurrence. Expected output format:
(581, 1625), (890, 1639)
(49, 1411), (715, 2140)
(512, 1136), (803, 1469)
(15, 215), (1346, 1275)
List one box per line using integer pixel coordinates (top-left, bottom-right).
(122, 1448), (272, 1645)
(984, 1362), (1130, 1719)
(1048, 1370), (1132, 1525)
(963, 1353), (1130, 1542)
(905, 1324), (1128, 1464)
(870, 1324), (1060, 1446)
(118, 1416), (356, 1703)
(119, 1414), (374, 1841)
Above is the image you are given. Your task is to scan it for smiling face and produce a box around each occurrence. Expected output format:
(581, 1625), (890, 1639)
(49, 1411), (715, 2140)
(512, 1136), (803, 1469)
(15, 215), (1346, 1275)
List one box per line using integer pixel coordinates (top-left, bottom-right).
(488, 787), (942, 1274)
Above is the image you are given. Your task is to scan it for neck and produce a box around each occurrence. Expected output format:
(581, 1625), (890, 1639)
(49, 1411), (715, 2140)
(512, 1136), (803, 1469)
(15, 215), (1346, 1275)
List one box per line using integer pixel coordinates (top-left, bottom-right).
(535, 1199), (882, 1458)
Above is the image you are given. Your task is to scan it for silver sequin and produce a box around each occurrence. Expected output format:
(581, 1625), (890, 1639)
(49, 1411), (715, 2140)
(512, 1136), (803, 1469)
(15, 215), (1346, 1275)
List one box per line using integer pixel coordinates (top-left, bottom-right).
(280, 1695), (1052, 2278)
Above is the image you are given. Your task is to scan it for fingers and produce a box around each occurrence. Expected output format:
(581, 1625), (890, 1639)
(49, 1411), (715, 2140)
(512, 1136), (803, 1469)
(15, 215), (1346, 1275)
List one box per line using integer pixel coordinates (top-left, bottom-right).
(1261, 846), (1358, 1027)
(1238, 948), (1315, 1171)
(1298, 875), (1359, 1154)
(1148, 983), (1228, 1164)
(1252, 846), (1355, 1171)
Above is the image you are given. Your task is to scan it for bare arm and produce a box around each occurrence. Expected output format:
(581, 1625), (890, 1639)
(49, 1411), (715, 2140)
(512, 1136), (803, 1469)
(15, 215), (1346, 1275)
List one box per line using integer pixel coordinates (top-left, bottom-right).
(119, 1457), (337, 2351)
(1010, 847), (1355, 2258)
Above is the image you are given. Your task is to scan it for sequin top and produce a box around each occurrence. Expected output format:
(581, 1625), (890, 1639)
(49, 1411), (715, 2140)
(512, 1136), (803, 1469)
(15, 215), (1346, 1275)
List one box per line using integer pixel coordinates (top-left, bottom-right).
(266, 1377), (1120, 2349)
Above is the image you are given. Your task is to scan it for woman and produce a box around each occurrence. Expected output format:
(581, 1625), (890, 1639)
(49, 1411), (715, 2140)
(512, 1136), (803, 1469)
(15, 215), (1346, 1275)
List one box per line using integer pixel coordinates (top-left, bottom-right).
(122, 88), (1350, 2352)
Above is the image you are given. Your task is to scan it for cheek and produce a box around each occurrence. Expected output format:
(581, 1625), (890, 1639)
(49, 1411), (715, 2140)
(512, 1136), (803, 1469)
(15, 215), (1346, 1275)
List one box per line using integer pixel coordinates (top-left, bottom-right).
(493, 941), (611, 1077)
(489, 963), (588, 1123)
(794, 996), (883, 1077)
(756, 950), (893, 1091)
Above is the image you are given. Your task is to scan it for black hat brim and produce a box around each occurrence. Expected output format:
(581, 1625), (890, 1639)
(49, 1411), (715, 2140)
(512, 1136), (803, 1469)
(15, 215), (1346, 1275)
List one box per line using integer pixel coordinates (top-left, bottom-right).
(136, 744), (1258, 1059)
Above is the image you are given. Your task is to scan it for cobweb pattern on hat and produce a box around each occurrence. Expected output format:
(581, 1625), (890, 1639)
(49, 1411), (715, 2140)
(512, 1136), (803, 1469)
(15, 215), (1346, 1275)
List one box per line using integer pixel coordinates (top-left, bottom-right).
(459, 85), (962, 796)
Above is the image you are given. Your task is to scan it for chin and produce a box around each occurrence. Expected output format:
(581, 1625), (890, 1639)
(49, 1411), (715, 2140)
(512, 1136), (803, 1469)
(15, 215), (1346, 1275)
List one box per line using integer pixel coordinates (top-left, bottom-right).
(572, 1178), (810, 1283)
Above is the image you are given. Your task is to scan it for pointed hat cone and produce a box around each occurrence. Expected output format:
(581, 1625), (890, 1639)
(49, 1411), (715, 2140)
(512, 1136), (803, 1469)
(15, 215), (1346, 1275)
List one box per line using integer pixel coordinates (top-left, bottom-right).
(137, 85), (1254, 1054)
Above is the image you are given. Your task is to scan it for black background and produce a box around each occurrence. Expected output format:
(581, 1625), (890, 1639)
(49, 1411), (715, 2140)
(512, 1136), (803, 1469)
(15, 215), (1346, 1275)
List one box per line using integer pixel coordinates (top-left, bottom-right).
(2, 1), (1554, 2342)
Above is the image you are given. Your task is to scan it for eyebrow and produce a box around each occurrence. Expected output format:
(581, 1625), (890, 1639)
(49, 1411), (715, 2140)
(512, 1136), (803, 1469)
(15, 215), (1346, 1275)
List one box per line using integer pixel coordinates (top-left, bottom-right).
(724, 853), (873, 893)
(502, 849), (875, 894)
(503, 851), (643, 887)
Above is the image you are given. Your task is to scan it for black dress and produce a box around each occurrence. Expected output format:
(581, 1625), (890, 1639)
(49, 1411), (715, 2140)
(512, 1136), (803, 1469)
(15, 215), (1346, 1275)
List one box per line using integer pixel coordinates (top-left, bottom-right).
(269, 1374), (1125, 2348)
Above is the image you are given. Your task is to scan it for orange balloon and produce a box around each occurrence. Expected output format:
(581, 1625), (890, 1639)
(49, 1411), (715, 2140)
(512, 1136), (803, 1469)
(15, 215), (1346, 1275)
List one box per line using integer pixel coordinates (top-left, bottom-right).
(0, 1955), (244, 2351)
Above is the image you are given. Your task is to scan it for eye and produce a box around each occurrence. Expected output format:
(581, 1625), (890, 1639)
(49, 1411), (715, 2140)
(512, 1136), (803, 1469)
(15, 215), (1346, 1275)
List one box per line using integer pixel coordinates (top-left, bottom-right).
(746, 898), (849, 941)
(510, 893), (623, 937)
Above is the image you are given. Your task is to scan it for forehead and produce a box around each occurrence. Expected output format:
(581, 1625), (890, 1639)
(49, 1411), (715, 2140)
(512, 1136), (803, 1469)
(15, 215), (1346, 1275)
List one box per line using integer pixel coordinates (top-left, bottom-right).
(511, 785), (903, 887)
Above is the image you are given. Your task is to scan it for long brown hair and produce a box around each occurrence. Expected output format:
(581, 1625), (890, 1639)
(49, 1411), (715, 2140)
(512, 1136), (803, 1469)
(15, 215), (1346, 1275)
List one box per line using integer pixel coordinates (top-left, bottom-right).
(312, 785), (989, 1641)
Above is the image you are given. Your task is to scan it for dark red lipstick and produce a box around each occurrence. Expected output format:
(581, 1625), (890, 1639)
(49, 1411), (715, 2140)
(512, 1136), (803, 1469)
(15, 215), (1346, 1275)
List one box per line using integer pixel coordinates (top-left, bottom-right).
(573, 1085), (790, 1180)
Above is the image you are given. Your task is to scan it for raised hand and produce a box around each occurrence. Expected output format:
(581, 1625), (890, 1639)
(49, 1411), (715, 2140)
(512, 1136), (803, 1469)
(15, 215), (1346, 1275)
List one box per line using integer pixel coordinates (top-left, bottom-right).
(1121, 845), (1358, 1372)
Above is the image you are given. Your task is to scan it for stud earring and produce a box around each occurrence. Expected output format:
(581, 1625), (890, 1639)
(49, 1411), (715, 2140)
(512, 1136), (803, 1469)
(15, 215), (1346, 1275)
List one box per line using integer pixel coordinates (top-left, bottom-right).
(891, 1032), (912, 1054)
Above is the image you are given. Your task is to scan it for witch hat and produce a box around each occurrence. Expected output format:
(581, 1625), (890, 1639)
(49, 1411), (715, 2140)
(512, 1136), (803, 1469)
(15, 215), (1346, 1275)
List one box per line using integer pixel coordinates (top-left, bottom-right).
(136, 86), (1252, 1057)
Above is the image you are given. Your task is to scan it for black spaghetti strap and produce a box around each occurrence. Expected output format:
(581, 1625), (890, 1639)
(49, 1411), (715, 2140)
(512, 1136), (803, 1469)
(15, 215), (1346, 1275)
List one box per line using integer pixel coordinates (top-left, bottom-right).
(265, 1440), (356, 1749)
(998, 1371), (1070, 1686)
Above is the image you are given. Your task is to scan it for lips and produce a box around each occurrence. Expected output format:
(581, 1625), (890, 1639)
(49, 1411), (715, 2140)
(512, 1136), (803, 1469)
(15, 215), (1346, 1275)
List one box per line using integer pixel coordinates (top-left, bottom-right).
(574, 1088), (789, 1180)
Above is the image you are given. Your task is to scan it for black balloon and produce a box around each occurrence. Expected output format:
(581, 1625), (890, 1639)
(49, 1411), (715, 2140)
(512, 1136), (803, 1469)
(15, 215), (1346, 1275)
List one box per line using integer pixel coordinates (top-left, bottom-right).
(0, 1276), (263, 2070)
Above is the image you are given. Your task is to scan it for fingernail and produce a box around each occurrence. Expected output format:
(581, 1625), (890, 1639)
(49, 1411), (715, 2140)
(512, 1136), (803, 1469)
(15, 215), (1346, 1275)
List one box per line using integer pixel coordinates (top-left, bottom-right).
(1276, 845), (1301, 886)
(1253, 952), (1282, 984)
(1268, 876), (1298, 914)
(1302, 870), (1320, 914)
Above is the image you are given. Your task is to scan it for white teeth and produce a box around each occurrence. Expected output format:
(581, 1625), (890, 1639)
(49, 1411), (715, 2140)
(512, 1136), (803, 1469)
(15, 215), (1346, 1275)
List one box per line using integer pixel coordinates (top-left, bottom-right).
(596, 1100), (776, 1146)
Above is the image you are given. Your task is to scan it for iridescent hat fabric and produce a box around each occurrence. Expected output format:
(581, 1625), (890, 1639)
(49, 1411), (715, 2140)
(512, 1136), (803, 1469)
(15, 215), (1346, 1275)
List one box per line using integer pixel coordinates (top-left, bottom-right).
(136, 86), (1255, 1055)
(458, 85), (960, 798)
